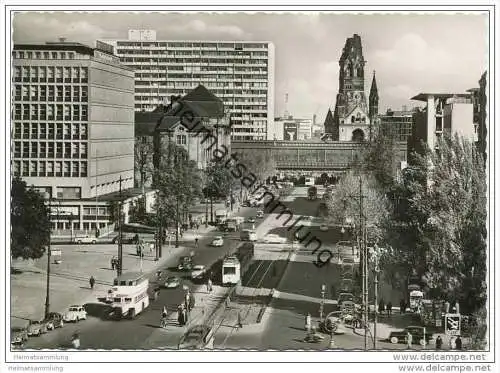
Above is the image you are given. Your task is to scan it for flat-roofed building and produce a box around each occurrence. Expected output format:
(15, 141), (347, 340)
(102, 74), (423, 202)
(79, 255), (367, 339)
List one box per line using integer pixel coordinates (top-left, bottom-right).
(100, 30), (275, 141)
(12, 39), (135, 233)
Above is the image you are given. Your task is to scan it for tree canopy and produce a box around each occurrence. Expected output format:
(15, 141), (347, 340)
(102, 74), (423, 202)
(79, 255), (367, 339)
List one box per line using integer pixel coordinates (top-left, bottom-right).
(11, 177), (50, 260)
(382, 134), (487, 313)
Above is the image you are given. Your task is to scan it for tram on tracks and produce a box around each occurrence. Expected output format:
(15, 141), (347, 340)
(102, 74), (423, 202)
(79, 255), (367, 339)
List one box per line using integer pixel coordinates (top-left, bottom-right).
(221, 243), (254, 286)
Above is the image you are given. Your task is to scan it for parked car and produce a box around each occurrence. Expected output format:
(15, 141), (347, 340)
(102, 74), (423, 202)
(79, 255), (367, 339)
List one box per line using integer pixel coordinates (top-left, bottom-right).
(246, 217), (256, 224)
(27, 320), (48, 336)
(63, 305), (87, 322)
(319, 224), (329, 232)
(73, 235), (96, 244)
(256, 210), (264, 218)
(190, 265), (207, 280)
(388, 326), (434, 346)
(112, 233), (139, 244)
(164, 276), (181, 289)
(45, 312), (64, 330)
(262, 234), (287, 244)
(211, 236), (224, 247)
(11, 326), (28, 346)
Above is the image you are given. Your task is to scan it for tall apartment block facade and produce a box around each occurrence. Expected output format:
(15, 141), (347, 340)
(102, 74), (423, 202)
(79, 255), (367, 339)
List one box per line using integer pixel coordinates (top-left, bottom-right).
(378, 107), (415, 142)
(100, 30), (275, 141)
(409, 92), (477, 157)
(12, 40), (135, 231)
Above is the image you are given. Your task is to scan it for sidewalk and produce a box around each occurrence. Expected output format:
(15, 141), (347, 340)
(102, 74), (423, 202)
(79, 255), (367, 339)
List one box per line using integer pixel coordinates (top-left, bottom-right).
(142, 285), (230, 349)
(10, 242), (188, 326)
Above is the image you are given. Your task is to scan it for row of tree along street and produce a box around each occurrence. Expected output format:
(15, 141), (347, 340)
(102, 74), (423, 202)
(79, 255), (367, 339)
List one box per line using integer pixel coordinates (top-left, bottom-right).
(324, 132), (487, 348)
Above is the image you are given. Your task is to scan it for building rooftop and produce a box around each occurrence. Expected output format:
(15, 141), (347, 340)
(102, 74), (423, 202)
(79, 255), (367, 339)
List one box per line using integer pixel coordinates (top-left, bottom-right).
(411, 93), (472, 101)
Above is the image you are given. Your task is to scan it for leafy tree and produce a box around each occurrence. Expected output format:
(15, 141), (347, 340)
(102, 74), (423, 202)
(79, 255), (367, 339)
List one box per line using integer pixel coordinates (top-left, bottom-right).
(236, 149), (276, 183)
(134, 136), (154, 191)
(11, 177), (50, 260)
(205, 163), (233, 199)
(325, 172), (390, 282)
(362, 130), (401, 193)
(154, 140), (202, 242)
(382, 135), (487, 313)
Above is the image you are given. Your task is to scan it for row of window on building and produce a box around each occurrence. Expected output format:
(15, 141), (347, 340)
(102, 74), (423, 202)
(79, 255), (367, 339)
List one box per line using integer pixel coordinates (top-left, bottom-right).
(13, 104), (88, 121)
(14, 85), (88, 102)
(134, 80), (268, 89)
(13, 122), (88, 140)
(122, 57), (268, 65)
(13, 141), (88, 160)
(132, 72), (268, 80)
(117, 49), (268, 57)
(14, 66), (89, 81)
(12, 160), (88, 178)
(13, 50), (82, 60)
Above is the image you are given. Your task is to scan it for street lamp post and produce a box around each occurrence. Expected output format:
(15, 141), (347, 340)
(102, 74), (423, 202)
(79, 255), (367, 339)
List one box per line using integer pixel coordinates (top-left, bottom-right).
(372, 246), (381, 350)
(44, 193), (52, 319)
(319, 284), (326, 320)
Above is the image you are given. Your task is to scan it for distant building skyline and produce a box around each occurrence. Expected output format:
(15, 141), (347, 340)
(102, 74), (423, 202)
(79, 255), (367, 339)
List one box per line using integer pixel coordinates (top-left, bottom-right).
(12, 12), (488, 123)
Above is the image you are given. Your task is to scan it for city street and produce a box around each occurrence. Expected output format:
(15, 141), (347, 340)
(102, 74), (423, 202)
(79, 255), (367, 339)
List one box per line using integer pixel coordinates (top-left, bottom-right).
(20, 203), (267, 350)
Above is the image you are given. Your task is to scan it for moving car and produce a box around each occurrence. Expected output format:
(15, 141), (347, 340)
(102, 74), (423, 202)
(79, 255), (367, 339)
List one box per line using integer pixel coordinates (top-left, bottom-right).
(319, 224), (329, 232)
(164, 276), (181, 289)
(262, 234), (287, 244)
(44, 312), (64, 330)
(256, 210), (264, 218)
(27, 320), (48, 336)
(190, 265), (207, 280)
(388, 326), (433, 346)
(11, 326), (28, 348)
(211, 236), (224, 247)
(337, 292), (354, 306)
(63, 305), (87, 322)
(246, 217), (256, 224)
(240, 229), (257, 242)
(73, 235), (96, 244)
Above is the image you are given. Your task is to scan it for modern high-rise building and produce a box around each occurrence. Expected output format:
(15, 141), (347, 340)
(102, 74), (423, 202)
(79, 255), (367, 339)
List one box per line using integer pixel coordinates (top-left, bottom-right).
(409, 92), (476, 157)
(271, 115), (313, 141)
(100, 30), (275, 141)
(12, 40), (135, 231)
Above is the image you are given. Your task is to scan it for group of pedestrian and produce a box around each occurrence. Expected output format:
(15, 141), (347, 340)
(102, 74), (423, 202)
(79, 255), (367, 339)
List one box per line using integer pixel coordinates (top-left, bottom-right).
(378, 300), (393, 316)
(404, 333), (462, 351)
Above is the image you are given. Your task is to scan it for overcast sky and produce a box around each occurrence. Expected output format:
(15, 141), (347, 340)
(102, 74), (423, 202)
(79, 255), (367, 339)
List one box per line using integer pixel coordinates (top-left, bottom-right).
(12, 12), (488, 123)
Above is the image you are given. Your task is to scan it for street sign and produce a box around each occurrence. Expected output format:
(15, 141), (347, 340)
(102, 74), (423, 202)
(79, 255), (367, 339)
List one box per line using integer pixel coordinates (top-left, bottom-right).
(445, 313), (461, 336)
(50, 249), (62, 256)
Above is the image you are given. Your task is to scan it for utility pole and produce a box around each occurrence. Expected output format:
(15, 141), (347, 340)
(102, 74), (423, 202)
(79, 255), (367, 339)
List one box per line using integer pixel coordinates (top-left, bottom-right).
(175, 195), (179, 248)
(44, 194), (52, 319)
(117, 176), (123, 276)
(373, 246), (380, 350)
(359, 176), (368, 351)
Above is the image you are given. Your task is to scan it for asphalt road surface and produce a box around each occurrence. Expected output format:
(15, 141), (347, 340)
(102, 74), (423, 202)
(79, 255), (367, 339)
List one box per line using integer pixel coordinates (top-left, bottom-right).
(22, 205), (267, 350)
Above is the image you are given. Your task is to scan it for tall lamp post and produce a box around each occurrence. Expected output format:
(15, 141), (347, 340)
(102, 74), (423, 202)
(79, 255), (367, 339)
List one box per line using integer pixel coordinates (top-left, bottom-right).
(319, 284), (326, 320)
(44, 193), (52, 319)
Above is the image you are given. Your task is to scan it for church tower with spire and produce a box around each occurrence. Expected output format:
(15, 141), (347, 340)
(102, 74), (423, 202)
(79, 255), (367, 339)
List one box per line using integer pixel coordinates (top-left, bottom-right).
(368, 71), (379, 140)
(325, 34), (373, 142)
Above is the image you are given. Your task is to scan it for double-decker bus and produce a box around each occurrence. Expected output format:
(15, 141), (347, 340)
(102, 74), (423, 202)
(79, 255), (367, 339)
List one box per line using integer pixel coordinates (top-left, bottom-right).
(108, 272), (150, 319)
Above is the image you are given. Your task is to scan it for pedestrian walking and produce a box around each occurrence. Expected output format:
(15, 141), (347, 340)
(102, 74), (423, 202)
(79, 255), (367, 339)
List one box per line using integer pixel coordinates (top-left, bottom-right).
(71, 333), (80, 349)
(400, 299), (406, 314)
(455, 336), (462, 350)
(237, 311), (243, 328)
(435, 335), (443, 350)
(89, 276), (95, 290)
(406, 331), (413, 349)
(207, 278), (213, 293)
(305, 313), (312, 332)
(386, 301), (393, 316)
(195, 238), (199, 249)
(183, 306), (188, 324)
(378, 299), (385, 316)
(111, 257), (115, 270)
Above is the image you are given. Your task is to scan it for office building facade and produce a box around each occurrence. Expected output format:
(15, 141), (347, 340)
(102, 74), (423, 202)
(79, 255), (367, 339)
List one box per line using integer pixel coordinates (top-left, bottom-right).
(378, 107), (415, 143)
(409, 92), (476, 157)
(12, 40), (135, 231)
(100, 30), (275, 141)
